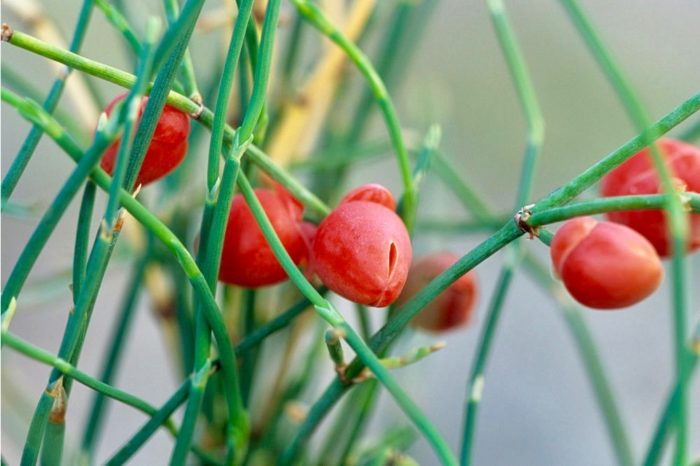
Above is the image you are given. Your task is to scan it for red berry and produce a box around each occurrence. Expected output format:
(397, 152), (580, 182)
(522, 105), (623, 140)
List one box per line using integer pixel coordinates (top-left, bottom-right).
(99, 93), (190, 186)
(311, 200), (412, 307)
(219, 188), (306, 287)
(550, 217), (663, 309)
(395, 253), (477, 332)
(340, 183), (397, 211)
(600, 138), (700, 256)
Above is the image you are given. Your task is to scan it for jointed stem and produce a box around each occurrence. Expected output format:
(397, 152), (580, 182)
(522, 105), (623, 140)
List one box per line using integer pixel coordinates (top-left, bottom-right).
(559, 2), (692, 461)
(1, 0), (95, 200)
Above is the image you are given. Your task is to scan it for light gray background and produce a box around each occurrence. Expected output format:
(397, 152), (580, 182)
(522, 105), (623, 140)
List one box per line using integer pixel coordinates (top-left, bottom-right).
(2, 1), (699, 465)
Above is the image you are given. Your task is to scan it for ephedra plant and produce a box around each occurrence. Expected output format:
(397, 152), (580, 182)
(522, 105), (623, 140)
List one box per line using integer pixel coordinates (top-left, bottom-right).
(1, 0), (699, 465)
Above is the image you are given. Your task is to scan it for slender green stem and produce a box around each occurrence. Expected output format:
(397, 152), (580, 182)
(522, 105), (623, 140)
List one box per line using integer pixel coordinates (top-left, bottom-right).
(2, 91), (242, 436)
(237, 173), (457, 465)
(206, 0), (256, 188)
(247, 145), (331, 217)
(0, 65), (88, 142)
(2, 331), (171, 427)
(162, 0), (200, 100)
(170, 360), (213, 465)
(104, 381), (191, 465)
(0, 89), (117, 313)
(11, 28), (696, 219)
(238, 0), (283, 141)
(337, 381), (381, 465)
(522, 255), (635, 466)
(73, 182), (96, 299)
(559, 2), (691, 461)
(175, 0), (279, 459)
(485, 0), (544, 207)
(95, 0), (142, 56)
(80, 246), (150, 461)
(235, 294), (319, 354)
(641, 352), (698, 466)
(1, 0), (94, 200)
(459, 252), (519, 465)
(536, 93), (700, 210)
(291, 0), (416, 228)
(239, 289), (259, 409)
(281, 222), (523, 463)
(290, 139), (392, 172)
(527, 193), (700, 226)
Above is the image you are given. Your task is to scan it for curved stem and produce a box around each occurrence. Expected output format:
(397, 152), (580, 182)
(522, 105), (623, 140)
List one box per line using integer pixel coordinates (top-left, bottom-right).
(290, 0), (416, 228)
(559, 3), (691, 460)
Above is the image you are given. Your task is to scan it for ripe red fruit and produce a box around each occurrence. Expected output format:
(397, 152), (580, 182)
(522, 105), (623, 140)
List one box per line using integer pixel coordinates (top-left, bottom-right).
(600, 138), (700, 256)
(395, 253), (477, 332)
(550, 217), (663, 309)
(311, 200), (412, 307)
(219, 188), (307, 287)
(340, 183), (397, 211)
(99, 93), (190, 186)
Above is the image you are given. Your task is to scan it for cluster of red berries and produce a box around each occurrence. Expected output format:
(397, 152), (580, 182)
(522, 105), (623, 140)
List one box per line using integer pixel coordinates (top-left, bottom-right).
(97, 93), (699, 323)
(552, 139), (700, 310)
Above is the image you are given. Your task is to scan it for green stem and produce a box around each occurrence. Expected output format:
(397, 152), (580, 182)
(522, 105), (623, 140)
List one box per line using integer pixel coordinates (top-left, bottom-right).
(1, 0), (94, 200)
(281, 222), (523, 463)
(1, 331), (173, 428)
(558, 3), (691, 460)
(2, 90), (242, 435)
(206, 0), (255, 188)
(459, 252), (519, 465)
(235, 293), (319, 355)
(0, 65), (89, 142)
(521, 255), (635, 466)
(73, 181), (96, 299)
(170, 360), (213, 465)
(104, 381), (191, 465)
(1, 89), (118, 314)
(237, 173), (457, 465)
(247, 145), (331, 217)
(291, 0), (416, 228)
(240, 290), (258, 408)
(337, 381), (381, 465)
(79, 247), (150, 461)
(95, 0), (142, 55)
(642, 353), (698, 466)
(162, 0), (201, 100)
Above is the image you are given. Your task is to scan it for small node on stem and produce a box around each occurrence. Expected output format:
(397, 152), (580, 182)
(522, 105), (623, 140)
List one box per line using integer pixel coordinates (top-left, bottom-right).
(189, 101), (205, 119)
(1, 24), (13, 42)
(48, 378), (68, 424)
(113, 209), (126, 234)
(514, 203), (540, 239)
(2, 297), (18, 331)
(469, 375), (485, 402)
(190, 92), (203, 106)
(99, 219), (112, 242)
(325, 328), (348, 380)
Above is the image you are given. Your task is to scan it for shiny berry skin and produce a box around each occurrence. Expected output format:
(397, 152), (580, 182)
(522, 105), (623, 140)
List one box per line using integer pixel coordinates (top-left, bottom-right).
(395, 253), (477, 332)
(219, 188), (306, 287)
(311, 200), (412, 307)
(600, 138), (700, 257)
(99, 93), (190, 186)
(340, 183), (397, 211)
(550, 217), (663, 310)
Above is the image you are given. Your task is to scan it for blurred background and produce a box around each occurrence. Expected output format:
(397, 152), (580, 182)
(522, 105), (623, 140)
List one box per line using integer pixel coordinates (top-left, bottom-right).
(2, 0), (700, 464)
